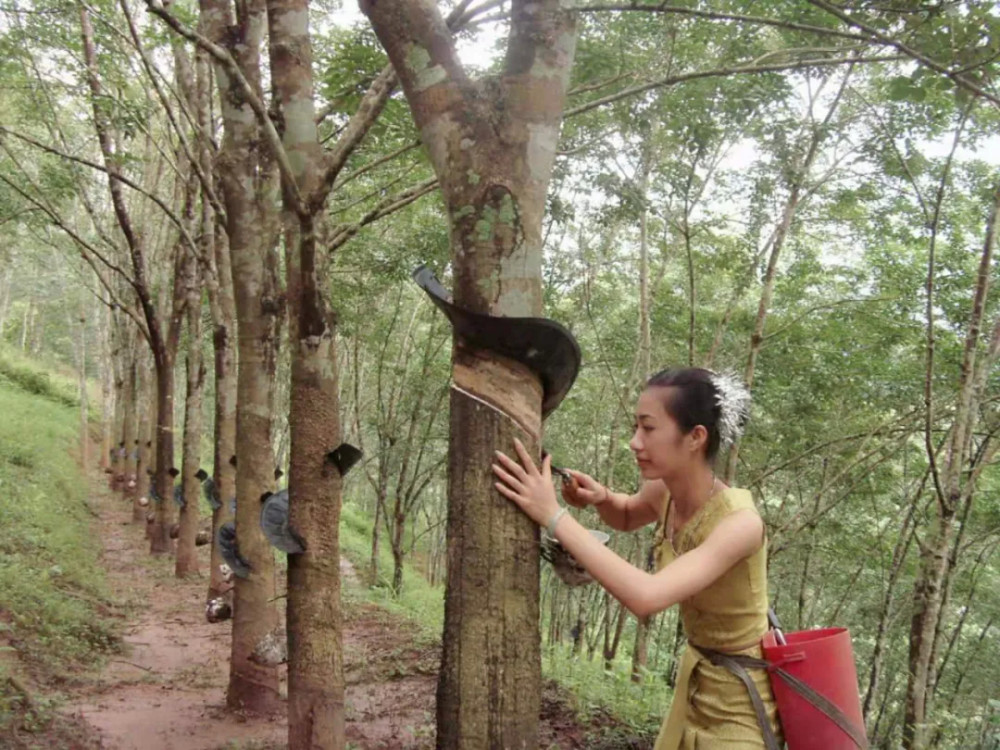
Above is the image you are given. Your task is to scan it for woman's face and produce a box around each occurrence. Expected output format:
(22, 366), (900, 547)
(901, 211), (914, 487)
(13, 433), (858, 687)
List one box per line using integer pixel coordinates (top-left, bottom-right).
(629, 387), (704, 479)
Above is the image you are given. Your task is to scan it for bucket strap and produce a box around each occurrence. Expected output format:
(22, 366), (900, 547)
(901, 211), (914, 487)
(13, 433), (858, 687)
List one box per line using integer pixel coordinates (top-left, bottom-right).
(693, 647), (782, 750)
(694, 646), (869, 750)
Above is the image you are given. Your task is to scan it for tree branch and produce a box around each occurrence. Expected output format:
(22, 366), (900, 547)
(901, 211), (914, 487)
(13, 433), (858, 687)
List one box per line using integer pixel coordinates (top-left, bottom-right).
(327, 177), (438, 253)
(564, 54), (904, 117)
(332, 140), (422, 191)
(0, 125), (200, 257)
(0, 169), (135, 288)
(143, 0), (307, 214)
(804, 0), (1000, 109)
(924, 107), (971, 514)
(117, 0), (225, 221)
(317, 64), (398, 209)
(573, 3), (872, 43)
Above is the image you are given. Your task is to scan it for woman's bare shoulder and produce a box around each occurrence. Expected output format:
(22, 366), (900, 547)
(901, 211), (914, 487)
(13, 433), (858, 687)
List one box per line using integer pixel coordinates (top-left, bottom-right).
(636, 479), (669, 512)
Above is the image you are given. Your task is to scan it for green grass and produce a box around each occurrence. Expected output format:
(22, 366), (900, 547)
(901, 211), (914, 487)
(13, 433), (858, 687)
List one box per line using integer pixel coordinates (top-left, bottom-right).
(0, 376), (118, 744)
(339, 501), (444, 638)
(0, 346), (81, 410)
(543, 644), (669, 733)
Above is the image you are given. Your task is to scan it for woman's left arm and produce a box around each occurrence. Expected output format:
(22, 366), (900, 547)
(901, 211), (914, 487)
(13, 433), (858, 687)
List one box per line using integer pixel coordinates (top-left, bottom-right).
(492, 438), (764, 620)
(552, 509), (763, 619)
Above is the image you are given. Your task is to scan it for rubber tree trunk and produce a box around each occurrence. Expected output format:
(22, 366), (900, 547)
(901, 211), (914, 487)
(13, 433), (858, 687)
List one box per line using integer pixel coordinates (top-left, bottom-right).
(631, 155), (653, 684)
(109, 339), (125, 488)
(197, 0), (283, 712)
(285, 216), (346, 748)
(208, 325), (237, 599)
(99, 297), (114, 473)
(137, 364), (154, 527)
(265, 0), (346, 740)
(227, 204), (283, 713)
(182, 18), (238, 601)
(262, 0), (400, 740)
(363, 3), (577, 747)
(121, 358), (139, 516)
(176, 285), (205, 578)
(75, 314), (89, 468)
(127, 362), (146, 523)
(149, 356), (178, 555)
(208, 232), (238, 601)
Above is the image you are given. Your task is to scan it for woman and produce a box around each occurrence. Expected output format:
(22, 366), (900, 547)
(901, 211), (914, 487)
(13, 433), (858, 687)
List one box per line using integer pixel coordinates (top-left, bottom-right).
(492, 367), (782, 749)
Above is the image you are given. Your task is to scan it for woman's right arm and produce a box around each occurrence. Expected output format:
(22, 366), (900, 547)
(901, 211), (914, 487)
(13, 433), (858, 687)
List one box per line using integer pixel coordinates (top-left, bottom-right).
(563, 473), (666, 532)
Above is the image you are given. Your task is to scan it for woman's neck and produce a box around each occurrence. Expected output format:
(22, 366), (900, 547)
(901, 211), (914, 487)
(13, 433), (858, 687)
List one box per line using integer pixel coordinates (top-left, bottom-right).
(665, 465), (720, 522)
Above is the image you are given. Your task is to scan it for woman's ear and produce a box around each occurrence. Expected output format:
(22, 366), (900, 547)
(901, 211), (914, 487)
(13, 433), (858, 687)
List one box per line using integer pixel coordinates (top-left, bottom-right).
(689, 424), (709, 454)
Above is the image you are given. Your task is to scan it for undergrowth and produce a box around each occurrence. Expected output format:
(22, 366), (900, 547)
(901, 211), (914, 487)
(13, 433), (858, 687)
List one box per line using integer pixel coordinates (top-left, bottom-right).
(338, 500), (665, 741)
(0, 377), (117, 747)
(339, 501), (443, 639)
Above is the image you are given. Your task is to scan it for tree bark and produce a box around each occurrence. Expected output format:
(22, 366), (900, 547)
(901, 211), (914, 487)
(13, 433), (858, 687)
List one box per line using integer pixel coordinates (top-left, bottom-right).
(264, 0), (347, 738)
(631, 154), (653, 683)
(182, 22), (238, 601)
(126, 358), (147, 523)
(363, 3), (577, 747)
(171, 27), (207, 580)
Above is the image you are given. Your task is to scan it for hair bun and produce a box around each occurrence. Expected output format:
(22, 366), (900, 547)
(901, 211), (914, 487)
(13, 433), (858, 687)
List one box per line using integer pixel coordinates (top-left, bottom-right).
(709, 371), (751, 447)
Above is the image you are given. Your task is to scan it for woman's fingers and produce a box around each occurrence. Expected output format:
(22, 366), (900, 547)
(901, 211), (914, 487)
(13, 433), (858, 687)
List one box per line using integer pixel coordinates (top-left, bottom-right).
(540, 453), (552, 480)
(567, 468), (596, 488)
(561, 477), (588, 508)
(512, 438), (539, 476)
(494, 450), (528, 481)
(491, 463), (524, 491)
(494, 481), (522, 503)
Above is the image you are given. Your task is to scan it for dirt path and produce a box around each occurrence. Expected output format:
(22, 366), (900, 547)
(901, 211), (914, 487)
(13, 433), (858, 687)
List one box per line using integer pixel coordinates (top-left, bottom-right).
(66, 479), (622, 750)
(67, 486), (287, 750)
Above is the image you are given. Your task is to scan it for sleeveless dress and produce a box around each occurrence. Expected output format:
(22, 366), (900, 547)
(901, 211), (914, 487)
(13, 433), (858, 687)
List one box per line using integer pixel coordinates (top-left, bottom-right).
(652, 487), (782, 750)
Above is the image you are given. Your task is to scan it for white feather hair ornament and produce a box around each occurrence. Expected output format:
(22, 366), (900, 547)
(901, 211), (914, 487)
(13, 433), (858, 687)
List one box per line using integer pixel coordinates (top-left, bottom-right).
(709, 371), (751, 447)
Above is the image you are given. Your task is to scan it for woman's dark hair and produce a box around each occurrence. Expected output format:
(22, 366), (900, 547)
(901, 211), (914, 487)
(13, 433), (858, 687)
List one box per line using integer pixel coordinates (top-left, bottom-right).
(645, 368), (724, 461)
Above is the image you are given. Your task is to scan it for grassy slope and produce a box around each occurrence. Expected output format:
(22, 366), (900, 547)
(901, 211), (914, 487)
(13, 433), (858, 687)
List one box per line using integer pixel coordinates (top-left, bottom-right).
(0, 354), (117, 748)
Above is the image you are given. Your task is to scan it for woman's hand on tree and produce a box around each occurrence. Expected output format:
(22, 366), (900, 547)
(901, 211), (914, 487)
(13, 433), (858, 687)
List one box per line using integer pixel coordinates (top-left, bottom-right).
(562, 469), (609, 508)
(492, 438), (560, 527)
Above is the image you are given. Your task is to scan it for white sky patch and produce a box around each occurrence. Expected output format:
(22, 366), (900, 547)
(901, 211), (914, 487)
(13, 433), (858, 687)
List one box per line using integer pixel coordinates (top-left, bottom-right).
(325, 1), (504, 69)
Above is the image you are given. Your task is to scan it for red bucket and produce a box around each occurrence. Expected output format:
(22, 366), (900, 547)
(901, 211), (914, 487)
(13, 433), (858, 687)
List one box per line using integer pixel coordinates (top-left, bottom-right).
(762, 627), (867, 750)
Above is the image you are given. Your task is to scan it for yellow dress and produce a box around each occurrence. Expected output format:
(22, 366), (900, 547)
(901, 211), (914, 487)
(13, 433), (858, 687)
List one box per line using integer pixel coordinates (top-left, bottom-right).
(653, 487), (782, 750)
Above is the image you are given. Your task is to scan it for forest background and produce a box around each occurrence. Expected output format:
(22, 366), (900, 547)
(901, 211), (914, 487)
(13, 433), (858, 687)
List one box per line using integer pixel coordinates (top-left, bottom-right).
(0, 0), (998, 749)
